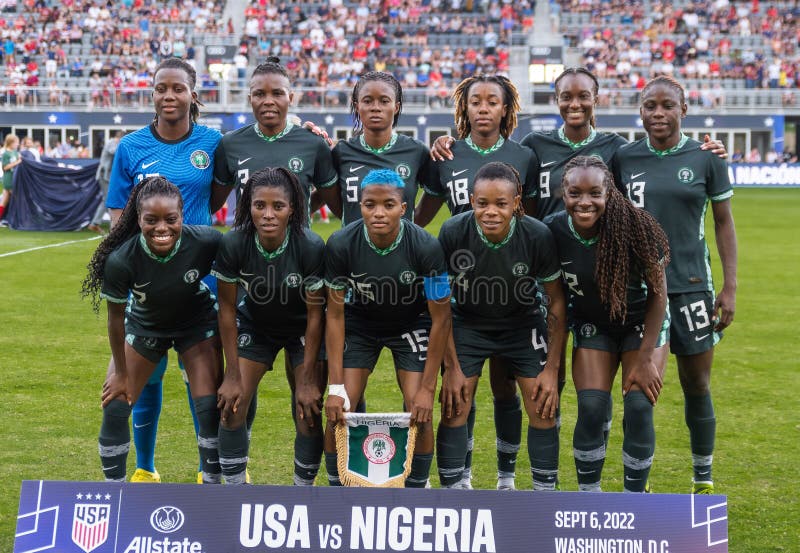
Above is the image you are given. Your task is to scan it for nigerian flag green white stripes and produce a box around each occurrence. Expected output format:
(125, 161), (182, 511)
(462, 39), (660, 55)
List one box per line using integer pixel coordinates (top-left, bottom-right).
(336, 413), (416, 487)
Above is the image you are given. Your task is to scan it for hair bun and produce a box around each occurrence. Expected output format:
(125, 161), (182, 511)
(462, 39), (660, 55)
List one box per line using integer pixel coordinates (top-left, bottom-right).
(266, 56), (281, 64)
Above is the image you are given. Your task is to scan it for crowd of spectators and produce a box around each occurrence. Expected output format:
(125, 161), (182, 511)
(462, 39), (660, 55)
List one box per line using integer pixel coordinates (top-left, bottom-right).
(0, 0), (530, 107)
(0, 0), (227, 106)
(562, 0), (800, 105)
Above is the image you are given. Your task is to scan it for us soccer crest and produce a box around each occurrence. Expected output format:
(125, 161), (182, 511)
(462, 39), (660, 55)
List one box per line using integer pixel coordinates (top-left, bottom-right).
(335, 413), (417, 487)
(72, 503), (110, 553)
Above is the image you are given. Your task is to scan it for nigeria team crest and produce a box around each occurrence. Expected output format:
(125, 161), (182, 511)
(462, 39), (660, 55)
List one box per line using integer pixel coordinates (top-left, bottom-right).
(395, 163), (411, 180)
(189, 150), (210, 169)
(335, 413), (416, 487)
(72, 503), (110, 553)
(678, 167), (695, 183)
(288, 157), (304, 173)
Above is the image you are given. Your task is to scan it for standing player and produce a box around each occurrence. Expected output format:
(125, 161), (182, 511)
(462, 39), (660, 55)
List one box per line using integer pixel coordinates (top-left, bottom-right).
(415, 74), (538, 491)
(323, 169), (452, 488)
(612, 76), (737, 494)
(437, 162), (566, 491)
(105, 57), (222, 483)
(213, 167), (326, 485)
(547, 156), (670, 492)
(82, 177), (223, 483)
(212, 57), (338, 221)
(328, 71), (434, 225)
(1, 134), (21, 221)
(211, 57), (338, 479)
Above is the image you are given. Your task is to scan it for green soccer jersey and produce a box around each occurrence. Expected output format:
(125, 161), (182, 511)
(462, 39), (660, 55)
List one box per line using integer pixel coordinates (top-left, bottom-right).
(212, 227), (325, 338)
(438, 212), (561, 331)
(545, 211), (648, 331)
(100, 225), (221, 337)
(611, 135), (733, 293)
(521, 129), (627, 219)
(331, 133), (435, 225)
(425, 138), (539, 215)
(213, 123), (337, 211)
(325, 219), (446, 332)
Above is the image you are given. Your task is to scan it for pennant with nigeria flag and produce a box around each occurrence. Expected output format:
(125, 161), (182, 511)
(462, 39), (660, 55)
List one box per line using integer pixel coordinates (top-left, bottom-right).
(335, 412), (417, 487)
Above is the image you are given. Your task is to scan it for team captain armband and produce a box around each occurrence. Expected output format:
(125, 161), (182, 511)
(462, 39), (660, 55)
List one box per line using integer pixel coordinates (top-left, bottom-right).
(423, 274), (451, 301)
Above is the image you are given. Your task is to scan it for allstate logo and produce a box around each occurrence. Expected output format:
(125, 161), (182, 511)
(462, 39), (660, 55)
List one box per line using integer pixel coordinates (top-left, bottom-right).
(184, 269), (200, 283)
(150, 506), (185, 534)
(363, 432), (396, 464)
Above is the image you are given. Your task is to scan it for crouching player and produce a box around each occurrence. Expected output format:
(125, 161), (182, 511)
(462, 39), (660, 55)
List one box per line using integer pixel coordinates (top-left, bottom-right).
(213, 167), (326, 485)
(323, 169), (451, 487)
(82, 177), (223, 483)
(436, 162), (566, 490)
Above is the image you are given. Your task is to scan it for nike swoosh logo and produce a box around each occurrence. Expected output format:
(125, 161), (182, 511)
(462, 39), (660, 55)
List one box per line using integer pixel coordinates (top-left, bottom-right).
(134, 422), (152, 429)
(238, 157), (252, 165)
(133, 282), (150, 289)
(695, 334), (710, 341)
(452, 169), (468, 177)
(350, 165), (365, 173)
(631, 172), (646, 179)
(540, 161), (556, 168)
(350, 272), (367, 278)
(142, 160), (159, 169)
(560, 261), (573, 265)
(625, 476), (641, 481)
(539, 360), (547, 366)
(418, 355), (427, 361)
(577, 469), (594, 475)
(239, 271), (255, 277)
(102, 465), (118, 472)
(206, 459), (220, 465)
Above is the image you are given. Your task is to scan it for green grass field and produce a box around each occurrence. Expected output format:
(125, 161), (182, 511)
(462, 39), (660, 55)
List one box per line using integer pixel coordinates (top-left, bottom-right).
(1, 188), (798, 552)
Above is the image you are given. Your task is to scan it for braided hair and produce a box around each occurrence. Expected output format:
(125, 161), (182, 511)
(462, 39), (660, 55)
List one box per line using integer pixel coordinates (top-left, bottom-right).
(82, 176), (184, 312)
(350, 71), (403, 134)
(554, 67), (600, 128)
(232, 167), (308, 239)
(473, 161), (526, 219)
(153, 57), (203, 123)
(641, 75), (686, 106)
(251, 56), (290, 82)
(452, 74), (520, 140)
(562, 156), (670, 322)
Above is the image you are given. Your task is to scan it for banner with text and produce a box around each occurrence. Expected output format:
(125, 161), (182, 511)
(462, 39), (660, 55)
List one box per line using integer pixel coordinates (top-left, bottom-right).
(729, 163), (800, 187)
(15, 480), (728, 553)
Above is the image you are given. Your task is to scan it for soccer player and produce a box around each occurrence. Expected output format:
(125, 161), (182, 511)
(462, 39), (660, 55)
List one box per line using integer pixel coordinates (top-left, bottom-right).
(213, 167), (326, 485)
(546, 156), (670, 492)
(212, 57), (338, 220)
(323, 169), (452, 488)
(82, 177), (223, 483)
(415, 74), (538, 490)
(437, 162), (566, 491)
(1, 133), (21, 221)
(328, 71), (434, 225)
(105, 57), (222, 483)
(612, 76), (738, 494)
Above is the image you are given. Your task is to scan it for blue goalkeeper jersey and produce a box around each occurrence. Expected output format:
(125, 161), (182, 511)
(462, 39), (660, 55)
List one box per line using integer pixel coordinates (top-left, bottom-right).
(106, 123), (222, 225)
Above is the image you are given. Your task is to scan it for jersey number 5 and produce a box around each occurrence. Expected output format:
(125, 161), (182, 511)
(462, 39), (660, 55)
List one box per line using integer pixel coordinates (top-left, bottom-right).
(345, 176), (359, 203)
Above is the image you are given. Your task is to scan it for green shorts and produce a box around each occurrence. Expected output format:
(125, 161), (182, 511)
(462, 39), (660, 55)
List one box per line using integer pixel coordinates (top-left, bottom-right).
(343, 315), (431, 372)
(666, 291), (722, 355)
(452, 316), (549, 378)
(571, 314), (669, 353)
(126, 325), (217, 364)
